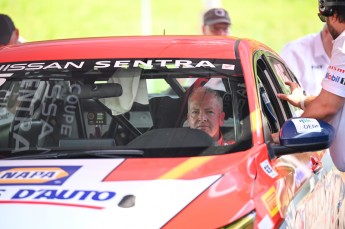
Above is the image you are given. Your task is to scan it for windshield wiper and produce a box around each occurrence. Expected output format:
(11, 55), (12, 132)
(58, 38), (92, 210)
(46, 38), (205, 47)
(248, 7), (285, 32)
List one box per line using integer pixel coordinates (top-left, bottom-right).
(84, 149), (144, 158)
(3, 149), (144, 160)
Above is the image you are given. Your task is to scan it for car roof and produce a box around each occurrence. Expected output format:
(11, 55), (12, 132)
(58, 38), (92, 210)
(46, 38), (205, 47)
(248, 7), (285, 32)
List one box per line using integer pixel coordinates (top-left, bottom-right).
(0, 35), (272, 63)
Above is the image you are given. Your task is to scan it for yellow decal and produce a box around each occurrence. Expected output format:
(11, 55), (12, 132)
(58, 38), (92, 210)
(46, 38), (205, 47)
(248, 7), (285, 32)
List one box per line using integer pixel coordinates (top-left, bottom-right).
(261, 186), (280, 217)
(159, 157), (213, 179)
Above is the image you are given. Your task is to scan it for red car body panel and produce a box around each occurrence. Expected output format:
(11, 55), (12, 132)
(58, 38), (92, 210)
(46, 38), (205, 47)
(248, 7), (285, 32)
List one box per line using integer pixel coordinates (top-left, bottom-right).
(0, 36), (343, 229)
(0, 36), (241, 62)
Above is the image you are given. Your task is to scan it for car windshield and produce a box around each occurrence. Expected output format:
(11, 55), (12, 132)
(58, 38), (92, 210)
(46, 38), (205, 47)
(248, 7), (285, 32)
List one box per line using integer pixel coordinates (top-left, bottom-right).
(0, 58), (251, 159)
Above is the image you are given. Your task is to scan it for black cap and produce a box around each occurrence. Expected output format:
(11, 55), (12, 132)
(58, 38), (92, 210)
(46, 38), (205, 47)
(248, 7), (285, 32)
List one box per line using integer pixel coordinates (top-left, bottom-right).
(0, 14), (15, 45)
(203, 8), (231, 26)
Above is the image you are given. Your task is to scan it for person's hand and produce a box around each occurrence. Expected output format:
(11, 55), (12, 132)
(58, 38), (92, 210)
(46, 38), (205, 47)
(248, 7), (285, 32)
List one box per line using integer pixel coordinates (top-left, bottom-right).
(277, 81), (306, 109)
(271, 132), (280, 144)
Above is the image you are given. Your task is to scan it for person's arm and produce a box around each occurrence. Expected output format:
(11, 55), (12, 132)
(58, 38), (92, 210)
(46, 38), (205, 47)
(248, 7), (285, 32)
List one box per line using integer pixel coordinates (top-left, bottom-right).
(277, 81), (345, 120)
(301, 89), (345, 122)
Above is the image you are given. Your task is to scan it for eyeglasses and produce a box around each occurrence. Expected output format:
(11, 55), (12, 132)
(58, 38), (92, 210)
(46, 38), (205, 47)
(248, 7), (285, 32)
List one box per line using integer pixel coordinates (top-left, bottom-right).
(318, 13), (326, 22)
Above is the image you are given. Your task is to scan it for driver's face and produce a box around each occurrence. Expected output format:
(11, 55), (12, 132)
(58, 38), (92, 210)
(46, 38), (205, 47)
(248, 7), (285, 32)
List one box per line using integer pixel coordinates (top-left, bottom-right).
(187, 92), (224, 141)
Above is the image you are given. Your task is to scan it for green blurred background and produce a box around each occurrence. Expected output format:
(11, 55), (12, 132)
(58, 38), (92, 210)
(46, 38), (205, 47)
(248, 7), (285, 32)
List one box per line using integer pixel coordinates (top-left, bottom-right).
(1, 0), (324, 53)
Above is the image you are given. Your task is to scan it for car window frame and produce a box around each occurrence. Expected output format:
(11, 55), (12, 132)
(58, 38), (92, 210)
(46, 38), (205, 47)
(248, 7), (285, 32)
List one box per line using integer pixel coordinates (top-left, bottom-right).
(253, 51), (300, 141)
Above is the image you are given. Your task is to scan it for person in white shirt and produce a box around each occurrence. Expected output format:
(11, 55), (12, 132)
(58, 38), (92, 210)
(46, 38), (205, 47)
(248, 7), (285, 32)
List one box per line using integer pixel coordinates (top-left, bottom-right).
(277, 0), (345, 172)
(280, 25), (333, 96)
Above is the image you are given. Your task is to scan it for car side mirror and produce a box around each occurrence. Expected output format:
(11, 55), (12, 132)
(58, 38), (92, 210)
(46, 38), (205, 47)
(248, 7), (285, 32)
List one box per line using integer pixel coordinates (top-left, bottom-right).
(269, 118), (335, 158)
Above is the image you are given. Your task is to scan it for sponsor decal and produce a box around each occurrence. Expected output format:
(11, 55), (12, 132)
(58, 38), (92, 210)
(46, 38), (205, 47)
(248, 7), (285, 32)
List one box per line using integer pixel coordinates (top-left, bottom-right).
(11, 188), (115, 201)
(0, 166), (80, 185)
(291, 118), (321, 133)
(221, 64), (235, 70)
(325, 66), (345, 85)
(260, 160), (278, 178)
(0, 62), (85, 72)
(329, 65), (345, 74)
(0, 188), (117, 209)
(261, 186), (280, 217)
(10, 81), (81, 152)
(0, 59), (239, 73)
(325, 72), (345, 85)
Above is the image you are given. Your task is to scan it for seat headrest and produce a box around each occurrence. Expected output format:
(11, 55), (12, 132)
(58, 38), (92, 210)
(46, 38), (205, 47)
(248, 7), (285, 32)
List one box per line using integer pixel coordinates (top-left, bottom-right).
(222, 92), (233, 119)
(149, 96), (184, 129)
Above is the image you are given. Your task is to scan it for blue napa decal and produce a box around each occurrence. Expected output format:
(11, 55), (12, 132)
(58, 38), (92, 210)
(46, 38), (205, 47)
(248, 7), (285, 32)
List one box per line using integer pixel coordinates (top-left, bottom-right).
(0, 166), (81, 185)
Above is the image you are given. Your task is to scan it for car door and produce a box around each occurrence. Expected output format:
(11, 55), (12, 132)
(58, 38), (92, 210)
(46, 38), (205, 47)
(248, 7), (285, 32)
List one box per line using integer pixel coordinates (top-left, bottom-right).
(253, 51), (345, 228)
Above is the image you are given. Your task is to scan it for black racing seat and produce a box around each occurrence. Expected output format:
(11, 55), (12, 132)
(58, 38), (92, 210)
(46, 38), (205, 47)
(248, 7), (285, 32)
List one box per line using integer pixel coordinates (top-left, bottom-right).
(149, 96), (185, 129)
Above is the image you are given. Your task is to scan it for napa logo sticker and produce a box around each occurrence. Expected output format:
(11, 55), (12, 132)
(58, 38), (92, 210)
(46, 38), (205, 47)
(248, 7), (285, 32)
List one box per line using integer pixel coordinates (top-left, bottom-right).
(0, 166), (81, 185)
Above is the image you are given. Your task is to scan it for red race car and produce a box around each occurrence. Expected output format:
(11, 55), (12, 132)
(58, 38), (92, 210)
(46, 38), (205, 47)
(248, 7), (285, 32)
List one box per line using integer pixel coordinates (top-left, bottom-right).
(0, 36), (342, 228)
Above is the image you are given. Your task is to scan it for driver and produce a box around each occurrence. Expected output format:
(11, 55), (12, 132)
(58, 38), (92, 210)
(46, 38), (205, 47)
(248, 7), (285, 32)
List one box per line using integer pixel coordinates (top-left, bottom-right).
(187, 86), (234, 145)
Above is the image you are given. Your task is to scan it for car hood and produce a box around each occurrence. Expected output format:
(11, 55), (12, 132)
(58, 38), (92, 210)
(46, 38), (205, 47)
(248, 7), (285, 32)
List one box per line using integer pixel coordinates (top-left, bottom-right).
(0, 153), (256, 228)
